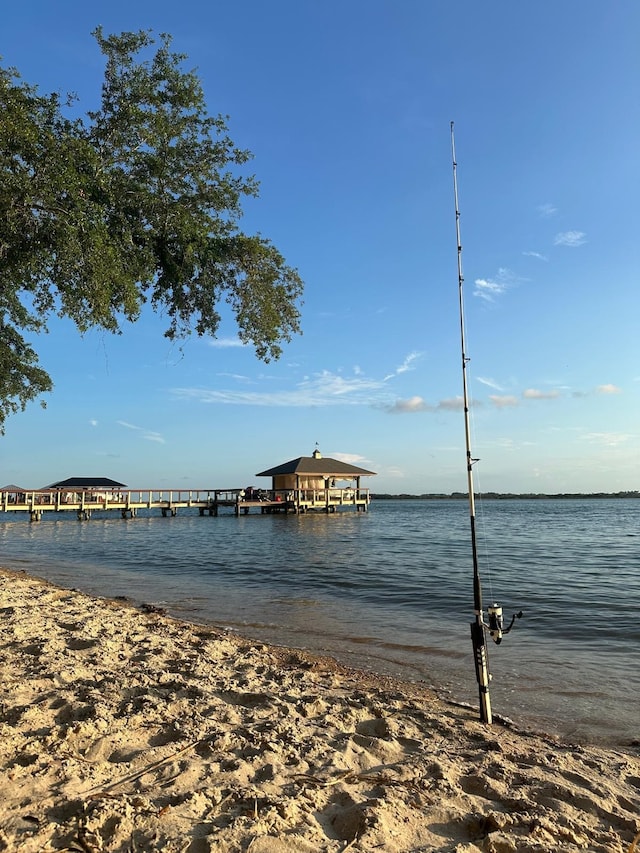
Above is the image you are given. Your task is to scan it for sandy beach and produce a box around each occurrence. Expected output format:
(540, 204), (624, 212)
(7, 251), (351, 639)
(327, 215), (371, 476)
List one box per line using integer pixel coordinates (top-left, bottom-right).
(1, 567), (638, 852)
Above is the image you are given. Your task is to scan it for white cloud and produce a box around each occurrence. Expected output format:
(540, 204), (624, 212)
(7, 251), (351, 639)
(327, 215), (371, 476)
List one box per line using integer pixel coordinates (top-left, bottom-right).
(522, 250), (548, 261)
(207, 337), (247, 348)
(523, 388), (561, 400)
(328, 452), (371, 466)
(473, 268), (518, 302)
(382, 393), (485, 414)
(173, 369), (390, 408)
(143, 432), (165, 444)
(385, 396), (431, 414)
(384, 351), (423, 381)
(396, 352), (421, 374)
(89, 419), (98, 427)
(596, 384), (621, 394)
(554, 230), (587, 247)
(489, 395), (519, 408)
(474, 278), (506, 301)
(171, 353), (467, 417)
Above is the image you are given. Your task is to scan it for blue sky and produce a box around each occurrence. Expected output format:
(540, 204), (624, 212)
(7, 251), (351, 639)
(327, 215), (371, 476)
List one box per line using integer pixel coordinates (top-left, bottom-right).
(2, 0), (638, 494)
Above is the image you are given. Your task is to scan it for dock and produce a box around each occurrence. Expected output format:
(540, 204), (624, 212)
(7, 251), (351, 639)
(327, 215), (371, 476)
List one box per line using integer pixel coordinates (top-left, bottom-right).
(0, 487), (371, 522)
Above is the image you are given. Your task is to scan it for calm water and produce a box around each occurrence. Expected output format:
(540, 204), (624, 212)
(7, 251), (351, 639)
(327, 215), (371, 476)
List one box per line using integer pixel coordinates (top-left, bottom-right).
(0, 498), (637, 746)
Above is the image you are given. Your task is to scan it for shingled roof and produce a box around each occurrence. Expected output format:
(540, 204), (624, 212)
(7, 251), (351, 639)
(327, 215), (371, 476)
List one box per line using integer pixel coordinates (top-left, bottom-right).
(256, 456), (375, 478)
(46, 477), (128, 489)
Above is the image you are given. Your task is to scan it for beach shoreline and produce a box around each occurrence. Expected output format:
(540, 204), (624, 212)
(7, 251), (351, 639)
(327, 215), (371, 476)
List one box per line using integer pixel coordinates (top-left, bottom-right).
(1, 566), (638, 852)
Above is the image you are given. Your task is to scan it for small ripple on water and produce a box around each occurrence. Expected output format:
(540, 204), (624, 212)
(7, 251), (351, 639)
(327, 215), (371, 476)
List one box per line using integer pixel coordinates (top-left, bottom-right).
(0, 498), (638, 744)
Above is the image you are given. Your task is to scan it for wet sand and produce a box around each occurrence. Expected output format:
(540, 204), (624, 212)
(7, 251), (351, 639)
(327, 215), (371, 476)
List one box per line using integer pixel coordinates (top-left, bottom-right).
(1, 567), (639, 852)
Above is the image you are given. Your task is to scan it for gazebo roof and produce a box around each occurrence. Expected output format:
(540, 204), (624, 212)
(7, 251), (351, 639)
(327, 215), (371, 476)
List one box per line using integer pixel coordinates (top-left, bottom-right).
(256, 456), (375, 478)
(46, 477), (128, 489)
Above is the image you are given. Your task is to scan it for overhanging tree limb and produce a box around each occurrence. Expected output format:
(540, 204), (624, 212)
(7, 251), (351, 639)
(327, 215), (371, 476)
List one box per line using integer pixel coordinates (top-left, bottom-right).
(0, 29), (303, 432)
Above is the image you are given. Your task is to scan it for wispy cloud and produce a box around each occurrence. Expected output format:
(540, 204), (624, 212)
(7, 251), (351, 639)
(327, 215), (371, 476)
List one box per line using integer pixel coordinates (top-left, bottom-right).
(396, 352), (421, 374)
(491, 437), (537, 449)
(383, 466), (405, 479)
(523, 388), (561, 400)
(522, 250), (548, 261)
(172, 353), (516, 417)
(216, 372), (255, 383)
(173, 369), (389, 408)
(383, 351), (422, 381)
(207, 337), (247, 348)
(538, 203), (557, 217)
(477, 376), (505, 391)
(474, 278), (507, 301)
(142, 432), (165, 444)
(116, 420), (166, 444)
(554, 230), (587, 247)
(473, 268), (517, 302)
(580, 432), (632, 447)
(89, 419), (98, 427)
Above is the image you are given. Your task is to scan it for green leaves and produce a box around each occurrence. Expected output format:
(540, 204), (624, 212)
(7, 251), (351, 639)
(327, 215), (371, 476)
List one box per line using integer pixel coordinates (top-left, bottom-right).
(0, 29), (303, 432)
(0, 322), (52, 426)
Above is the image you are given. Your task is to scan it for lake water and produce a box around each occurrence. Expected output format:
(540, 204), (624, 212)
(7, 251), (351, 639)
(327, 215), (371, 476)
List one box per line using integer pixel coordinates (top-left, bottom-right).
(0, 498), (638, 746)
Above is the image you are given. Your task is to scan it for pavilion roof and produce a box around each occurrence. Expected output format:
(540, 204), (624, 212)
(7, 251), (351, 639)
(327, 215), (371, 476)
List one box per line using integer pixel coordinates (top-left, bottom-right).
(256, 456), (375, 478)
(46, 477), (128, 489)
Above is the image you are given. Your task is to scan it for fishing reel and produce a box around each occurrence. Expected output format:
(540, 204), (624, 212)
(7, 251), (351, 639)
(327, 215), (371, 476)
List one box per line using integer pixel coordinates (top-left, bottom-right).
(485, 603), (523, 645)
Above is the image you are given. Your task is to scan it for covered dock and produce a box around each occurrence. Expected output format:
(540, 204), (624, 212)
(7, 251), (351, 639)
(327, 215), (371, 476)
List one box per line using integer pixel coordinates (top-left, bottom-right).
(255, 448), (375, 513)
(0, 452), (376, 521)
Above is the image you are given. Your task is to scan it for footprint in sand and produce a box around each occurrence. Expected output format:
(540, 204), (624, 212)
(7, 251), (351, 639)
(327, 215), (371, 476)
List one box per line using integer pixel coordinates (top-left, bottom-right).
(316, 790), (369, 844)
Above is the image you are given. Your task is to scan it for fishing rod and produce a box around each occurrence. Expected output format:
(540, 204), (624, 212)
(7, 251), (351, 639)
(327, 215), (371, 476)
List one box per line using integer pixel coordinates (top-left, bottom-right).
(450, 122), (522, 724)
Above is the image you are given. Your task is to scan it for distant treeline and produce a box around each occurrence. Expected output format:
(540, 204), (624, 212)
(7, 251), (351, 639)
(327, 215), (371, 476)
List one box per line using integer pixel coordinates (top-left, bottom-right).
(372, 491), (640, 501)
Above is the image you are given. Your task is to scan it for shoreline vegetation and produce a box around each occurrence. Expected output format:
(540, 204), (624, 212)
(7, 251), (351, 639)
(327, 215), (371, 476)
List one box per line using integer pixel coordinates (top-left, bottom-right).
(373, 491), (640, 500)
(1, 567), (639, 851)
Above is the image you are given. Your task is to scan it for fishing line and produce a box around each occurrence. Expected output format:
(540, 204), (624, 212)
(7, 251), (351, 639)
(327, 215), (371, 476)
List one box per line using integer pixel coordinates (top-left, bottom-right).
(450, 120), (522, 724)
(464, 351), (495, 603)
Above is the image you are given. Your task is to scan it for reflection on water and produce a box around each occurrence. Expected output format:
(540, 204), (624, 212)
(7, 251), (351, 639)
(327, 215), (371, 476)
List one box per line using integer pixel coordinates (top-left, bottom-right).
(0, 499), (638, 744)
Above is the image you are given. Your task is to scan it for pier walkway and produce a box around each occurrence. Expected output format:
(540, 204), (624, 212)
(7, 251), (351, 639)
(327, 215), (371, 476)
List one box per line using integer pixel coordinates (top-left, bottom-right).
(0, 487), (370, 522)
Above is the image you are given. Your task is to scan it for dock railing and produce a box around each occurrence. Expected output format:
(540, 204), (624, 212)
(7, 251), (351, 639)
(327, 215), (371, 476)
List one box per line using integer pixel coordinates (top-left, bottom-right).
(0, 486), (370, 520)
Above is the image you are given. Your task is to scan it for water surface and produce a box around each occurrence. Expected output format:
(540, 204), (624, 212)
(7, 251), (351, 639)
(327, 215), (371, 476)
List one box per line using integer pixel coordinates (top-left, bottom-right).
(1, 498), (637, 745)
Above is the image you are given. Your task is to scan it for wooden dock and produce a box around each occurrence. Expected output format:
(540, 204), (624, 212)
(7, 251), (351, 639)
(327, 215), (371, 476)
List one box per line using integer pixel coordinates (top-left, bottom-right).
(0, 487), (370, 521)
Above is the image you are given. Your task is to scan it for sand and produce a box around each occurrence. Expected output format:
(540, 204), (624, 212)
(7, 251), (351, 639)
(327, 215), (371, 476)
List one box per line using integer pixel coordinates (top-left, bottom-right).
(0, 567), (639, 852)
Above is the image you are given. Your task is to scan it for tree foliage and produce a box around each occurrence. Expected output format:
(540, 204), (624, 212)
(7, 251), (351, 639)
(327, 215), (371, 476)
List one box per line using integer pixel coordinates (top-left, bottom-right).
(0, 29), (303, 431)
